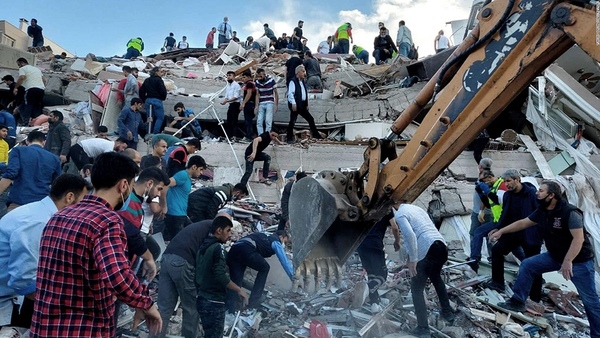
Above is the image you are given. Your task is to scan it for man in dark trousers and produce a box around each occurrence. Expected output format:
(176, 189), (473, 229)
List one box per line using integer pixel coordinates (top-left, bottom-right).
(196, 216), (248, 338)
(278, 171), (307, 230)
(285, 52), (303, 87)
(357, 212), (400, 312)
(118, 98), (143, 150)
(221, 71), (242, 140)
(44, 110), (71, 164)
(373, 26), (398, 65)
(140, 67), (167, 135)
(286, 65), (322, 143)
(491, 181), (600, 337)
(240, 131), (282, 186)
(483, 169), (542, 299)
(226, 230), (294, 312)
(27, 19), (44, 47)
(187, 183), (248, 223)
(240, 70), (257, 142)
(152, 213), (232, 338)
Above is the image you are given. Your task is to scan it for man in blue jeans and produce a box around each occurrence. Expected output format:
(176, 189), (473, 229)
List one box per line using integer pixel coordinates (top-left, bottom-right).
(140, 67), (167, 135)
(490, 180), (600, 338)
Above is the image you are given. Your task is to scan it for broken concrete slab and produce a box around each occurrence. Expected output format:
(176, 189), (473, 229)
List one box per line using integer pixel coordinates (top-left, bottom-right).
(0, 44), (35, 69)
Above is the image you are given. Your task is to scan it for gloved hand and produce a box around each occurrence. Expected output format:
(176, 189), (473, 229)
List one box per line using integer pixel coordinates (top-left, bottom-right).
(477, 181), (491, 195)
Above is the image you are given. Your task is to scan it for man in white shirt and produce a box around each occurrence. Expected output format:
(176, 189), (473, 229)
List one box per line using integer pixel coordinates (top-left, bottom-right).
(67, 137), (129, 170)
(177, 36), (189, 49)
(317, 36), (332, 54)
(434, 30), (451, 53)
(221, 71), (242, 140)
(14, 58), (45, 125)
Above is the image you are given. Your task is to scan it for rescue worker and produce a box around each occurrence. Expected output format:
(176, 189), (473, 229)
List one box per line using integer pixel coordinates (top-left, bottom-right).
(352, 45), (369, 64)
(125, 37), (144, 59)
(226, 230), (293, 312)
(333, 22), (353, 54)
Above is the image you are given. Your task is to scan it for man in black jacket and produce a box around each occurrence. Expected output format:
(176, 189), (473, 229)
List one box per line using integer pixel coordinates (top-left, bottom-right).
(240, 132), (282, 186)
(373, 26), (398, 65)
(140, 67), (168, 135)
(187, 183), (248, 222)
(286, 65), (322, 143)
(44, 110), (71, 164)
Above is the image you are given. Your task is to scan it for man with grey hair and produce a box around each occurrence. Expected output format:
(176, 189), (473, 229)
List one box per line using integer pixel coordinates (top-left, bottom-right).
(490, 181), (599, 336)
(479, 169), (542, 300)
(286, 65), (322, 143)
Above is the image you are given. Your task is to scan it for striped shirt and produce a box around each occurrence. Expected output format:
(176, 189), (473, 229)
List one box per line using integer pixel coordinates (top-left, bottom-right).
(255, 76), (277, 103)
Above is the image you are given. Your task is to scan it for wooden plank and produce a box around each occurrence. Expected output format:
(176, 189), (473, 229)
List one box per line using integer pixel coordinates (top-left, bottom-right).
(477, 297), (549, 328)
(357, 297), (401, 336)
(234, 60), (258, 76)
(518, 134), (555, 179)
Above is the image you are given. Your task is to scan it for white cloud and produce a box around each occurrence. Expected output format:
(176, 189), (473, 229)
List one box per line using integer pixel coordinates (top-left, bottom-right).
(239, 0), (471, 61)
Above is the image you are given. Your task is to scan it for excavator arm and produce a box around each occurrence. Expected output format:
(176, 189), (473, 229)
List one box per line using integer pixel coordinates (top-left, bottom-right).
(289, 0), (600, 290)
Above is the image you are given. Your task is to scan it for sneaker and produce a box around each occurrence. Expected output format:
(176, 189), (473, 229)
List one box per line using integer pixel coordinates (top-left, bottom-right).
(441, 309), (456, 322)
(410, 326), (431, 337)
(482, 280), (505, 293)
(498, 298), (526, 312)
(259, 178), (272, 186)
(241, 137), (252, 143)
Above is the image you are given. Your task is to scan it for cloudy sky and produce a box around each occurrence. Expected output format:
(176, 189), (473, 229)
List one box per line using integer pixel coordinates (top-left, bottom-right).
(4, 0), (473, 61)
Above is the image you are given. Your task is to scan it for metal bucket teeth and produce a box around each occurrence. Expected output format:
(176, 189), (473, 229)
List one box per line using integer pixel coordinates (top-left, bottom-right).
(292, 258), (343, 293)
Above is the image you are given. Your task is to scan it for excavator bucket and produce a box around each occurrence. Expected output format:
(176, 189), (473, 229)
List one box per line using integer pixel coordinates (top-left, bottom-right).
(289, 175), (374, 290)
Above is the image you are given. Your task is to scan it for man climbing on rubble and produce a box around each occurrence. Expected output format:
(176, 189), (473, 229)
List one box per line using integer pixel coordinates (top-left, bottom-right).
(15, 58), (45, 125)
(394, 203), (456, 338)
(240, 131), (282, 186)
(490, 180), (600, 337)
(164, 155), (206, 241)
(196, 215), (248, 338)
(226, 230), (294, 312)
(125, 37), (144, 59)
(222, 71), (242, 140)
(0, 131), (62, 212)
(30, 153), (162, 337)
(118, 98), (144, 150)
(285, 52), (303, 87)
(187, 183), (248, 222)
(303, 51), (323, 90)
(278, 171), (308, 230)
(140, 67), (168, 135)
(0, 174), (87, 329)
(1, 75), (24, 118)
(44, 110), (71, 163)
(286, 65), (322, 143)
(67, 137), (128, 171)
(467, 169), (507, 272)
(357, 212), (401, 312)
(152, 212), (232, 338)
(481, 169), (542, 299)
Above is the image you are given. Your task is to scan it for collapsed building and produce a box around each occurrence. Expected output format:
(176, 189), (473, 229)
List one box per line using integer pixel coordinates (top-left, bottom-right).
(1, 13), (600, 337)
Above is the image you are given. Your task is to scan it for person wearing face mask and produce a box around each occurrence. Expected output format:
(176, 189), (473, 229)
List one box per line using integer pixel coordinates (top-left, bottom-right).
(373, 26), (398, 65)
(490, 181), (600, 337)
(221, 71), (242, 140)
(187, 183), (248, 223)
(43, 110), (71, 163)
(30, 152), (163, 337)
(483, 169), (542, 297)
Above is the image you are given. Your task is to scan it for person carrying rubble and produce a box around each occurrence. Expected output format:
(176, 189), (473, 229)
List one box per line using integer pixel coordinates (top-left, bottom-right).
(151, 213), (232, 338)
(481, 169), (542, 299)
(357, 212), (401, 312)
(490, 181), (600, 337)
(196, 215), (248, 338)
(187, 183), (248, 223)
(394, 203), (456, 337)
(226, 230), (294, 311)
(125, 37), (144, 59)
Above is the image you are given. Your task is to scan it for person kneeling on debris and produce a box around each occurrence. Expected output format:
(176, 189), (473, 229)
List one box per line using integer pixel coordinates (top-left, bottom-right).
(394, 204), (456, 338)
(490, 181), (600, 338)
(357, 212), (400, 312)
(196, 215), (248, 338)
(226, 230), (294, 312)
